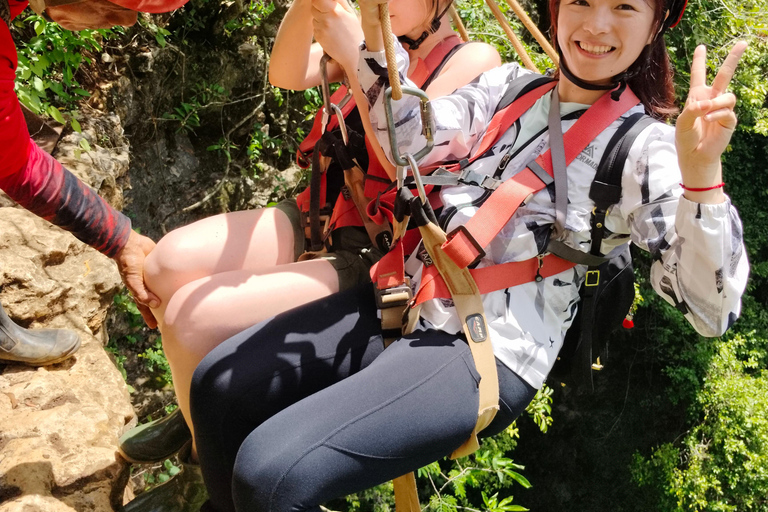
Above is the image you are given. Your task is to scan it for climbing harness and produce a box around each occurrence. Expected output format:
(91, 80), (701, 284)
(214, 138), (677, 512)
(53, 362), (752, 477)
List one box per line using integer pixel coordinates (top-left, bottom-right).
(295, 35), (467, 257)
(372, 39), (645, 505)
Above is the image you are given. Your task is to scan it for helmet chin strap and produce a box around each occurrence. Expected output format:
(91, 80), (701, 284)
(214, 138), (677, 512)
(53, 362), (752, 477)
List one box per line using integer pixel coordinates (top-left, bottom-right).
(557, 45), (649, 101)
(398, 18), (441, 50)
(398, 0), (454, 50)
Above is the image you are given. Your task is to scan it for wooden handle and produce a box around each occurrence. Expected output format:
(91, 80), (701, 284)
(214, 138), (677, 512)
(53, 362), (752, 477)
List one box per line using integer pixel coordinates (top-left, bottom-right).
(485, 0), (538, 72)
(502, 0), (559, 63)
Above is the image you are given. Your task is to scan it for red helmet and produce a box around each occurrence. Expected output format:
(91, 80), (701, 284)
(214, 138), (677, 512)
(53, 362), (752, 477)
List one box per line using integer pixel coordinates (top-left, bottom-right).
(106, 0), (188, 13)
(665, 0), (688, 29)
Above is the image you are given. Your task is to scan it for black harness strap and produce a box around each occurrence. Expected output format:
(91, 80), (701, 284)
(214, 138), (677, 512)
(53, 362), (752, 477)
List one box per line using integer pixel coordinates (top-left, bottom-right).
(574, 112), (658, 387)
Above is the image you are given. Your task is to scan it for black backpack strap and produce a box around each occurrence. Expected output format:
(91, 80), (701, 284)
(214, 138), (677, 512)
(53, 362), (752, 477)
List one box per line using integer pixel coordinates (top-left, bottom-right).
(575, 112), (658, 387)
(495, 73), (555, 113)
(588, 112), (657, 254)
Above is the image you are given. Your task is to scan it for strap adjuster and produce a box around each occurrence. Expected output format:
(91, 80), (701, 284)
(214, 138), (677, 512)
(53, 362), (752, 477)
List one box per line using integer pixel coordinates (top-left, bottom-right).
(585, 270), (600, 287)
(458, 169), (501, 190)
(445, 225), (486, 268)
(374, 281), (413, 310)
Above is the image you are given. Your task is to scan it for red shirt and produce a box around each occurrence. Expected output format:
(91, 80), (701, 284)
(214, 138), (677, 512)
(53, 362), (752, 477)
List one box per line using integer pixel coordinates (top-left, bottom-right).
(1, 1), (131, 257)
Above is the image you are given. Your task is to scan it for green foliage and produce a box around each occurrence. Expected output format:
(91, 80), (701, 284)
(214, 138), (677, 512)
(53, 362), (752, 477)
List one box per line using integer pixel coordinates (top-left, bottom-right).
(455, 0), (553, 72)
(665, 0), (768, 134)
(12, 14), (121, 119)
(162, 81), (229, 133)
(633, 333), (768, 511)
(138, 337), (174, 389)
(143, 458), (182, 488)
(223, 0), (276, 36)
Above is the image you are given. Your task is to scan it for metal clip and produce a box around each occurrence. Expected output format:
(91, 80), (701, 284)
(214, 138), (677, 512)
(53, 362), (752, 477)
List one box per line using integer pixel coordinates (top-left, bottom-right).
(585, 269), (600, 287)
(319, 54), (349, 145)
(384, 86), (434, 167)
(535, 254), (544, 282)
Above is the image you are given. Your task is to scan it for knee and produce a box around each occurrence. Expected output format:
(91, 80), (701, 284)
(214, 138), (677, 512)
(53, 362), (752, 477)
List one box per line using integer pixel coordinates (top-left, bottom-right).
(144, 228), (205, 300)
(160, 284), (212, 356)
(231, 430), (303, 512)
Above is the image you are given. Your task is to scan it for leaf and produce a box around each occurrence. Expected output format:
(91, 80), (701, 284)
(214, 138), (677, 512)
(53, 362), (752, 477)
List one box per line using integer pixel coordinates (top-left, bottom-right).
(71, 118), (82, 133)
(47, 106), (65, 124)
(79, 138), (92, 152)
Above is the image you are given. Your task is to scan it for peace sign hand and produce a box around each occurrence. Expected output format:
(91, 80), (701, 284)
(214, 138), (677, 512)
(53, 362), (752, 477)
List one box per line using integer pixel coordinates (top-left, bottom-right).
(676, 42), (747, 199)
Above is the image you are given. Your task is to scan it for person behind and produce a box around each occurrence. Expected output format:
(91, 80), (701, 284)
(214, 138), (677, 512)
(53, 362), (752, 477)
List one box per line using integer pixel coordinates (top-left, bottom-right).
(0, 0), (183, 364)
(115, 0), (501, 474)
(183, 0), (750, 509)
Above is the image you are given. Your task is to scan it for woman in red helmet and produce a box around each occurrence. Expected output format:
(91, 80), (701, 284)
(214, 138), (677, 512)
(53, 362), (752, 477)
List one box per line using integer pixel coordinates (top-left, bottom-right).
(183, 0), (749, 509)
(0, 0), (180, 362)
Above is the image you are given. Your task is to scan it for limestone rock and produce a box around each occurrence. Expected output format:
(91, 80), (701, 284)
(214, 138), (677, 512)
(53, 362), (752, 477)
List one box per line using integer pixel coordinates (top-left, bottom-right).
(0, 145), (136, 509)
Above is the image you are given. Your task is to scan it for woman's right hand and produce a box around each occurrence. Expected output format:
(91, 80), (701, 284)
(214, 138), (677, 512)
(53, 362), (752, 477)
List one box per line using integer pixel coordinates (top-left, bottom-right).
(311, 0), (364, 72)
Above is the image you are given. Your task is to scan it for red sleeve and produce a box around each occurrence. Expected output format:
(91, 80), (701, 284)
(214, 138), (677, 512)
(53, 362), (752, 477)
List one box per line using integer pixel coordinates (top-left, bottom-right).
(1, 13), (31, 180)
(1, 10), (132, 257)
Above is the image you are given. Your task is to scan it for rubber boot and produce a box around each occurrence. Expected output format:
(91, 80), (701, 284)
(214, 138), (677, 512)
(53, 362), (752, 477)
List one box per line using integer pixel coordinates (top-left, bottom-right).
(0, 302), (81, 366)
(119, 408), (192, 464)
(122, 441), (208, 512)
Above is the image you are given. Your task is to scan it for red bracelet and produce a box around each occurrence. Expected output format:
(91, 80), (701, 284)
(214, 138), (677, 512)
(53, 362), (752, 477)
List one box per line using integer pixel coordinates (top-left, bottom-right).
(680, 182), (725, 192)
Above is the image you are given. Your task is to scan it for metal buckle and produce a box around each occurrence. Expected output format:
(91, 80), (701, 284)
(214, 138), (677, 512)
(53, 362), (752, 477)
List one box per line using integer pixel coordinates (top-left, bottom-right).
(374, 281), (413, 310)
(585, 269), (600, 287)
(445, 225), (486, 268)
(458, 169), (500, 190)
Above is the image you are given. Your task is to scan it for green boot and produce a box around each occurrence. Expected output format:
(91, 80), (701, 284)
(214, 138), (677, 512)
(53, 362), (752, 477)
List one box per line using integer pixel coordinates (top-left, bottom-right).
(0, 302), (80, 366)
(122, 441), (208, 512)
(119, 408), (192, 464)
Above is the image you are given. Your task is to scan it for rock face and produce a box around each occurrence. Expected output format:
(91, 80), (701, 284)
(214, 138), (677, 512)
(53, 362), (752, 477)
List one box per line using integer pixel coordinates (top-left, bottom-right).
(0, 113), (136, 511)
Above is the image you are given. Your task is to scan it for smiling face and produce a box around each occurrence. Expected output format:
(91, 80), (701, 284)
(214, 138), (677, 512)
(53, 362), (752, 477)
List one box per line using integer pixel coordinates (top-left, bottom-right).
(556, 0), (658, 85)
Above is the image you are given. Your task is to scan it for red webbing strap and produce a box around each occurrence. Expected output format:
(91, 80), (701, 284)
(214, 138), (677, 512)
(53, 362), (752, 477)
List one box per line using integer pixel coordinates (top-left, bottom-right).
(369, 83), (555, 289)
(413, 254), (576, 305)
(297, 85), (356, 167)
(441, 88), (641, 269)
(420, 81), (557, 176)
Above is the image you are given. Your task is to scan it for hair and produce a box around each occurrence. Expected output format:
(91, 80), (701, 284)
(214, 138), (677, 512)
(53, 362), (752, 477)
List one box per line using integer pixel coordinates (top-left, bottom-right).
(548, 0), (678, 121)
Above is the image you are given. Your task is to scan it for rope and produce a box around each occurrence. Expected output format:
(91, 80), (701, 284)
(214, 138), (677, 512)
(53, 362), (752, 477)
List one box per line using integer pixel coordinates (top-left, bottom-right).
(500, 0), (558, 63)
(484, 0), (538, 71)
(449, 3), (470, 42)
(379, 4), (403, 100)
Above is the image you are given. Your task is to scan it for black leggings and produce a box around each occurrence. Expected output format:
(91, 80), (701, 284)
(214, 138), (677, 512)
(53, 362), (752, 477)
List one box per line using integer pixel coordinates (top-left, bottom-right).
(190, 283), (536, 512)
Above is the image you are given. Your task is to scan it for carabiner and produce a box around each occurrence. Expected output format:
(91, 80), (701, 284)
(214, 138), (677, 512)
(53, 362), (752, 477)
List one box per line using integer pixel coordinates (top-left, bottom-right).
(384, 86), (435, 167)
(319, 53), (349, 145)
(404, 153), (427, 204)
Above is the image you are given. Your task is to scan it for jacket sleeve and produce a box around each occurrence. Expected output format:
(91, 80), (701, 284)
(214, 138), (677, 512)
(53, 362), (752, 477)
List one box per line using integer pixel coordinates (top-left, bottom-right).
(1, 16), (132, 258)
(616, 123), (748, 336)
(356, 39), (521, 168)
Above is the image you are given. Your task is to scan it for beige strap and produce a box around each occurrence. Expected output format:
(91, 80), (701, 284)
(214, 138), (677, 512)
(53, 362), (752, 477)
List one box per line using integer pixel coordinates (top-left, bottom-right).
(393, 473), (421, 512)
(390, 220), (500, 509)
(418, 221), (499, 458)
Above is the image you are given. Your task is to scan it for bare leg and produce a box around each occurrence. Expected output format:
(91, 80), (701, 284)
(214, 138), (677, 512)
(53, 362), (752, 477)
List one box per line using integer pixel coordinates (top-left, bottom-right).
(144, 207), (298, 323)
(158, 258), (340, 449)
